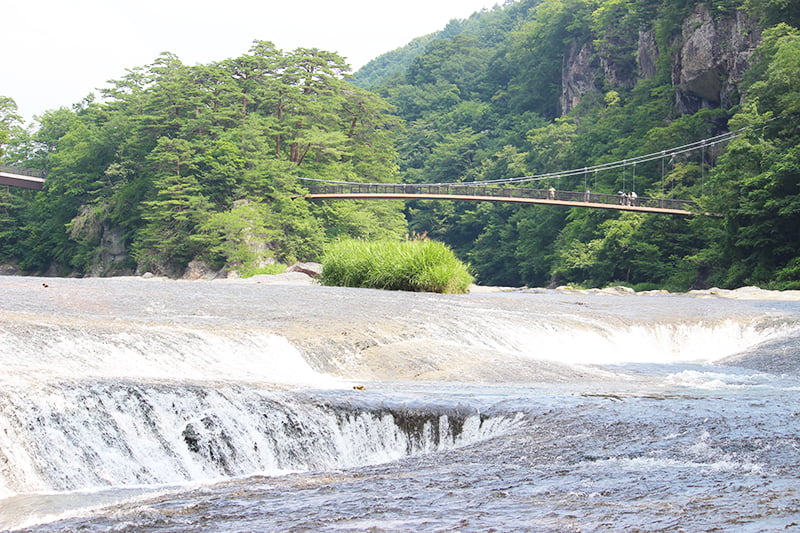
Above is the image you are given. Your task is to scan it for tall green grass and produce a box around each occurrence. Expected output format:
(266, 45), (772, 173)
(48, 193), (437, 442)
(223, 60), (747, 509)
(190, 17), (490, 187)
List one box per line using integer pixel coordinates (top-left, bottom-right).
(320, 238), (474, 294)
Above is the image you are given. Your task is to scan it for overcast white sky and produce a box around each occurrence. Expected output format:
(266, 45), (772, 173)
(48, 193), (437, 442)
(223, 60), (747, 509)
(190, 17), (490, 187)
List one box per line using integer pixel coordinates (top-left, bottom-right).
(3, 0), (501, 124)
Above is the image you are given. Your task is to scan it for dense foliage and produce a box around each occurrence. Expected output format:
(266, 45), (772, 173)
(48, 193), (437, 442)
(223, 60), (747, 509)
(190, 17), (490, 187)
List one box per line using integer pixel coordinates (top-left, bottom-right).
(1, 0), (799, 290)
(355, 0), (800, 290)
(0, 43), (406, 276)
(320, 238), (474, 293)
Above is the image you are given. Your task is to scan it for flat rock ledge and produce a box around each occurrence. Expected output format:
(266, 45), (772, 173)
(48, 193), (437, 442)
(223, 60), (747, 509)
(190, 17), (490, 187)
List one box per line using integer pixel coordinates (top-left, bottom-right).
(243, 271), (316, 285)
(470, 284), (800, 301)
(688, 286), (800, 301)
(550, 284), (800, 301)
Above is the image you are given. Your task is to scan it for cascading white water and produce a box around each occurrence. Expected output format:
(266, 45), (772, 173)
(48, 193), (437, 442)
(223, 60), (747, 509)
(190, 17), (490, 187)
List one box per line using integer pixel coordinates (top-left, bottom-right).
(2, 309), (792, 501)
(0, 381), (519, 499)
(459, 315), (798, 365)
(0, 322), (331, 386)
(2, 277), (799, 532)
(385, 303), (800, 387)
(0, 318), (522, 500)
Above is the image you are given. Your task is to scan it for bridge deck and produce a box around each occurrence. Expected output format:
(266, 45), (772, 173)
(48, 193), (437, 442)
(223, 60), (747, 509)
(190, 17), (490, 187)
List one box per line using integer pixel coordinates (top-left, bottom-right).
(0, 166), (45, 190)
(308, 192), (694, 215)
(304, 183), (701, 216)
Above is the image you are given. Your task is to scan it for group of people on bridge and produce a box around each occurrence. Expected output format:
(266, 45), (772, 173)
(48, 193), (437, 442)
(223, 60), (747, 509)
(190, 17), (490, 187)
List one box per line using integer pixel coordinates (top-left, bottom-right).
(618, 190), (638, 206)
(547, 185), (638, 207)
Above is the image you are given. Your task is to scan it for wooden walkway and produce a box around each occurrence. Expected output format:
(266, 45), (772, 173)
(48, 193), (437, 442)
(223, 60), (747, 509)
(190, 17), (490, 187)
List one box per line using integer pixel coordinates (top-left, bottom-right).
(304, 183), (702, 216)
(0, 165), (45, 190)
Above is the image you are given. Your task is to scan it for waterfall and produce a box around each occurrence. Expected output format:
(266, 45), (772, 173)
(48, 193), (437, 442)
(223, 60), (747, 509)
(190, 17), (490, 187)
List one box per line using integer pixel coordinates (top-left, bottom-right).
(465, 315), (799, 365)
(0, 381), (519, 498)
(2, 279), (799, 532)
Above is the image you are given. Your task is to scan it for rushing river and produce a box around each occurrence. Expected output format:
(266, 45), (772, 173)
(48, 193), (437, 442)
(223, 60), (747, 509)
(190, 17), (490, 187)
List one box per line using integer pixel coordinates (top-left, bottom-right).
(1, 275), (799, 532)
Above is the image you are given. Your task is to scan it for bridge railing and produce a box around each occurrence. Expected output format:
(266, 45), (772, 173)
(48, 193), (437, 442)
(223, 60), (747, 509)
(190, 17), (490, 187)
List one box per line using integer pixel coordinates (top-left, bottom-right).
(0, 164), (46, 178)
(305, 183), (699, 212)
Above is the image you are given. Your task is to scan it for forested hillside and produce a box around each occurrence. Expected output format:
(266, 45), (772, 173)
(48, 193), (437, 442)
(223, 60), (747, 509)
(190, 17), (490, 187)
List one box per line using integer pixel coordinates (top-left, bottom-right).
(357, 0), (800, 290)
(0, 45), (407, 277)
(1, 0), (799, 289)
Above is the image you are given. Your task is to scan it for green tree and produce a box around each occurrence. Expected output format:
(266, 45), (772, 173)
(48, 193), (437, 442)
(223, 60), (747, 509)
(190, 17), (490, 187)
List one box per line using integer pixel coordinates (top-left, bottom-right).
(704, 24), (800, 288)
(0, 96), (21, 157)
(193, 200), (278, 272)
(133, 137), (214, 273)
(745, 0), (800, 27)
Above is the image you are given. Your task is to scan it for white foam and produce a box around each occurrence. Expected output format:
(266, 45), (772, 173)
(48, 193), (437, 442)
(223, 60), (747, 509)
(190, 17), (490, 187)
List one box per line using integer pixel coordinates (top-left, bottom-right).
(460, 315), (798, 366)
(664, 370), (768, 390)
(0, 484), (193, 531)
(0, 326), (334, 388)
(578, 455), (764, 475)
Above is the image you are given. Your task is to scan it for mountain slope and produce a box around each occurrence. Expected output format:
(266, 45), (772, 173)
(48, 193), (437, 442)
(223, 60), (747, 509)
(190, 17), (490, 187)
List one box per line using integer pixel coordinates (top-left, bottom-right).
(362, 0), (800, 290)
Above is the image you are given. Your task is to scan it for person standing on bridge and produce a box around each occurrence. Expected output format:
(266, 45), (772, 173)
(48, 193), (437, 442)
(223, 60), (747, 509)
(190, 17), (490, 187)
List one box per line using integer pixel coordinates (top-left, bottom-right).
(549, 186), (556, 200)
(584, 189), (591, 202)
(629, 191), (637, 206)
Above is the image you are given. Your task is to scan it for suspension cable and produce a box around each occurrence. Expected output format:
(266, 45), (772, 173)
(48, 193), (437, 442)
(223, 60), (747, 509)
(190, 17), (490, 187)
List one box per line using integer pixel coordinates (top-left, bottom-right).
(298, 120), (773, 188)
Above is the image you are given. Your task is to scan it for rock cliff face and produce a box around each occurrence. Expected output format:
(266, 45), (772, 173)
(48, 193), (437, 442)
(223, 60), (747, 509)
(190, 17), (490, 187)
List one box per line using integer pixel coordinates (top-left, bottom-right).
(637, 29), (658, 81)
(560, 5), (761, 116)
(561, 42), (600, 114)
(90, 224), (130, 277)
(673, 4), (761, 114)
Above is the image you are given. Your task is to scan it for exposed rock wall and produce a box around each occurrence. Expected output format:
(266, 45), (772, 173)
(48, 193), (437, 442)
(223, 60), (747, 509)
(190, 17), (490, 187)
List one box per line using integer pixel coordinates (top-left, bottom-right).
(69, 203), (132, 277)
(90, 224), (130, 277)
(673, 4), (761, 114)
(637, 29), (658, 81)
(561, 41), (600, 115)
(560, 5), (761, 116)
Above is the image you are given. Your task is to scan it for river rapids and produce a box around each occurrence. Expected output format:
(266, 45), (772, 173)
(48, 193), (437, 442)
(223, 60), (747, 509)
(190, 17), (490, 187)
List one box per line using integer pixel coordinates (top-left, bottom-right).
(1, 276), (799, 532)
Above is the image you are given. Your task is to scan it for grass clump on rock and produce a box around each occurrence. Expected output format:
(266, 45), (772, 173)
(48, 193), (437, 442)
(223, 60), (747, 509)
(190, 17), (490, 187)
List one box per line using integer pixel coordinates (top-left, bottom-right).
(320, 238), (474, 294)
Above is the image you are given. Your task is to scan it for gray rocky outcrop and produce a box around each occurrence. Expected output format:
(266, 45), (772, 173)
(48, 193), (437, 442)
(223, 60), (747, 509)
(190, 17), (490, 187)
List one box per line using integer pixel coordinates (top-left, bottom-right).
(560, 5), (761, 116)
(561, 41), (601, 115)
(287, 262), (323, 278)
(90, 224), (130, 277)
(637, 29), (658, 81)
(0, 263), (21, 276)
(181, 259), (219, 281)
(673, 4), (761, 114)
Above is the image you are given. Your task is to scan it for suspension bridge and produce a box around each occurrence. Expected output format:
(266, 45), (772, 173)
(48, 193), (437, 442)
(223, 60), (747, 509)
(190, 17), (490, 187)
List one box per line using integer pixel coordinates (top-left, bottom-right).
(4, 125), (742, 216)
(301, 181), (701, 215)
(0, 163), (702, 215)
(300, 128), (745, 217)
